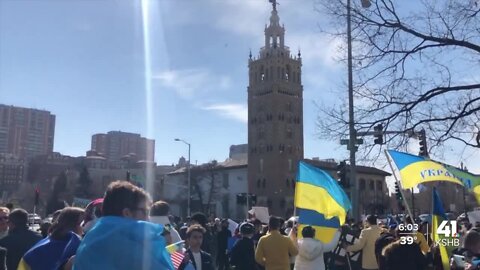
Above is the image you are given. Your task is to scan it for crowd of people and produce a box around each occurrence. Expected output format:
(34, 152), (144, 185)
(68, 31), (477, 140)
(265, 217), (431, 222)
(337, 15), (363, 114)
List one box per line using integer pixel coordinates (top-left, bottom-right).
(0, 180), (479, 270)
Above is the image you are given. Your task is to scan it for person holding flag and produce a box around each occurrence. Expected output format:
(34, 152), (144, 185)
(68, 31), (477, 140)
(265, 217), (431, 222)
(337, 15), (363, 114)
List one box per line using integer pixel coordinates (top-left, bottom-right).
(73, 181), (174, 270)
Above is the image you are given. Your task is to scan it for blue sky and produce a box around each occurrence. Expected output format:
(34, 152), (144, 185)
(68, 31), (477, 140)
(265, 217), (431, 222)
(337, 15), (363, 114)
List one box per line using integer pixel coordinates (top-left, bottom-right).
(1, 0), (478, 176)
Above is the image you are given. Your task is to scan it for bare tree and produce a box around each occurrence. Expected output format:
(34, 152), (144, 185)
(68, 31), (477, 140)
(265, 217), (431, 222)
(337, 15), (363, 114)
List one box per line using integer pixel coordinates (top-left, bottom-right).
(190, 160), (219, 215)
(317, 0), (480, 158)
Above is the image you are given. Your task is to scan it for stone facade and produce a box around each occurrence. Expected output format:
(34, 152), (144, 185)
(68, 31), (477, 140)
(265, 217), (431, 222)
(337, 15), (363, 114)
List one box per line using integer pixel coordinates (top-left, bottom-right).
(247, 3), (304, 216)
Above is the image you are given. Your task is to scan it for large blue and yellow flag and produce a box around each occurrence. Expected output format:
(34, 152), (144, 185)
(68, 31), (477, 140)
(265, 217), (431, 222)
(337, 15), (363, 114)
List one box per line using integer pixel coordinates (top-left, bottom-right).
(432, 188), (450, 270)
(387, 150), (464, 189)
(295, 161), (351, 243)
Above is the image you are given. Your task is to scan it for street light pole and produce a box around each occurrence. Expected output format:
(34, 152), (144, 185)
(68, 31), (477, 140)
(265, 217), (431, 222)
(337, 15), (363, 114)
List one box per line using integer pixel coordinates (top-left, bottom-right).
(175, 138), (191, 217)
(347, 0), (359, 221)
(346, 0), (371, 222)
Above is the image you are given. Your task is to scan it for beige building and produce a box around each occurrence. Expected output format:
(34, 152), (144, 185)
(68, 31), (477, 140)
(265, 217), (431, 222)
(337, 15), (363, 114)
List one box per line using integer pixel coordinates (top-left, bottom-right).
(90, 131), (155, 163)
(247, 2), (304, 216)
(0, 104), (55, 159)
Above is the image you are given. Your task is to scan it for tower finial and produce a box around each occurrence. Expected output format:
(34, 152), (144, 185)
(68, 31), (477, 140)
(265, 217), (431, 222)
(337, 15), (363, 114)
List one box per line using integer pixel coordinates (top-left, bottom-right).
(249, 49), (252, 59)
(269, 0), (277, 11)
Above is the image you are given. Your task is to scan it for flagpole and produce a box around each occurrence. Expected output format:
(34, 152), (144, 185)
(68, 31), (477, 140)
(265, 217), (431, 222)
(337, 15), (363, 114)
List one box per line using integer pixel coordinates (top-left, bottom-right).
(384, 150), (414, 221)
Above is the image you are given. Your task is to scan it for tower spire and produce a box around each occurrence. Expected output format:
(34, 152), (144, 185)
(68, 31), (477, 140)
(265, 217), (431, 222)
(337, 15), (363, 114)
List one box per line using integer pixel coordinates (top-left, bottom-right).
(269, 0), (277, 11)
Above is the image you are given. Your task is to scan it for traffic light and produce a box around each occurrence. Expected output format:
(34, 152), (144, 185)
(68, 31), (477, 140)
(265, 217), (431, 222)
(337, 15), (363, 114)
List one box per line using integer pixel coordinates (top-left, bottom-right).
(394, 182), (403, 201)
(337, 161), (347, 187)
(373, 124), (384, 145)
(250, 194), (257, 206)
(418, 129), (428, 157)
(236, 193), (246, 205)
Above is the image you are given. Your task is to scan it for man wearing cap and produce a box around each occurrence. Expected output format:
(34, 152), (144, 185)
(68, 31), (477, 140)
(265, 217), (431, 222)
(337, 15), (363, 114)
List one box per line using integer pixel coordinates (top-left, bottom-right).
(230, 222), (256, 270)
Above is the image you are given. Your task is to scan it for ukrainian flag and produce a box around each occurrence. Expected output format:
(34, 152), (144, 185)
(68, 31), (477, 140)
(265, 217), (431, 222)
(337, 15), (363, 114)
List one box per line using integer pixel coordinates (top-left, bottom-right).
(295, 161), (351, 243)
(432, 188), (450, 270)
(387, 150), (464, 189)
(444, 164), (480, 203)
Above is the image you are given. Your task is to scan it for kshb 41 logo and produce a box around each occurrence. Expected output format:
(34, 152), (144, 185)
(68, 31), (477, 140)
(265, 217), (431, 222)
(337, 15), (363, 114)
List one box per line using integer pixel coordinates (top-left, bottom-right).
(436, 220), (460, 247)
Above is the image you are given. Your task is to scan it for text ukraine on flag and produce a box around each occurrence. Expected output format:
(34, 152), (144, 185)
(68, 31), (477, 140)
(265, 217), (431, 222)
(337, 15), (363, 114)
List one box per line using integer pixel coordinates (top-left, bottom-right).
(387, 150), (464, 189)
(295, 161), (351, 243)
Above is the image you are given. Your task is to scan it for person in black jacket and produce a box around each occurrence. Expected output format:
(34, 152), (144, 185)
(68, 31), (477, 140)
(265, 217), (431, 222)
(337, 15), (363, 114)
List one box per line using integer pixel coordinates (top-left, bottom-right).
(216, 219), (232, 270)
(179, 224), (214, 270)
(382, 239), (427, 270)
(230, 222), (256, 270)
(0, 209), (42, 270)
(0, 247), (6, 270)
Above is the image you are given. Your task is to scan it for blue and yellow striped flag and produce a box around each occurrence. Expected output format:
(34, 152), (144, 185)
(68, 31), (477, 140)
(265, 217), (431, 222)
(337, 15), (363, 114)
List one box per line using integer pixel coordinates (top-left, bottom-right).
(295, 161), (351, 243)
(387, 150), (464, 189)
(432, 188), (450, 270)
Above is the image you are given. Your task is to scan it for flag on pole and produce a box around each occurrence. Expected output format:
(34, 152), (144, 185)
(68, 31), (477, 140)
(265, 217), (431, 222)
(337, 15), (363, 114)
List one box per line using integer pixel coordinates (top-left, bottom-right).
(295, 161), (351, 243)
(387, 150), (464, 189)
(432, 188), (450, 270)
(34, 188), (40, 206)
(166, 241), (185, 269)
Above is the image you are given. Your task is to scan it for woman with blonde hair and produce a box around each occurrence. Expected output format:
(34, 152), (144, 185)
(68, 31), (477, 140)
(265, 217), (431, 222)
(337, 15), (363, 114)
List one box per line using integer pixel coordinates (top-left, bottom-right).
(18, 207), (84, 270)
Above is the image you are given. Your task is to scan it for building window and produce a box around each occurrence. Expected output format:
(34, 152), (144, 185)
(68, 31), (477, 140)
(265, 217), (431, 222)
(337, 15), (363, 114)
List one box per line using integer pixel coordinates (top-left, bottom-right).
(369, 180), (375, 190)
(267, 199), (272, 208)
(286, 178), (290, 187)
(263, 178), (266, 188)
(257, 179), (261, 188)
(286, 129), (293, 139)
(377, 181), (383, 192)
(222, 173), (229, 188)
(260, 159), (264, 173)
(360, 179), (366, 190)
(288, 159), (292, 172)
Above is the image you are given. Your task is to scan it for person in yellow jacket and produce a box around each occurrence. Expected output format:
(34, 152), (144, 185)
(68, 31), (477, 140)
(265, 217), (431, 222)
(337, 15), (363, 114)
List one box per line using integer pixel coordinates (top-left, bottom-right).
(255, 216), (298, 270)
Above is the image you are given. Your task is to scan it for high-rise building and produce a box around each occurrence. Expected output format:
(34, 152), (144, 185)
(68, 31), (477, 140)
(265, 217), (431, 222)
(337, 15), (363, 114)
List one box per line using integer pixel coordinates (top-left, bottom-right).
(0, 104), (55, 159)
(247, 2), (304, 216)
(90, 131), (155, 162)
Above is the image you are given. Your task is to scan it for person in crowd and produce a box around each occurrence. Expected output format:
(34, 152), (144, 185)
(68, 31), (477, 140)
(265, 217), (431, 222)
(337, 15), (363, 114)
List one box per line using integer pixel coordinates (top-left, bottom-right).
(450, 229), (480, 269)
(150, 200), (182, 244)
(284, 220), (296, 270)
(255, 216), (298, 270)
(294, 225), (340, 270)
(230, 222), (256, 270)
(0, 246), (5, 270)
(217, 219), (232, 270)
(382, 237), (427, 270)
(191, 212), (213, 254)
(17, 207), (84, 270)
(180, 216), (192, 240)
(252, 219), (263, 246)
(406, 215), (429, 254)
(343, 215), (382, 270)
(39, 221), (52, 238)
(0, 207), (9, 239)
(73, 181), (173, 270)
(0, 208), (42, 270)
(178, 224), (214, 270)
(80, 198), (103, 234)
(375, 225), (397, 270)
